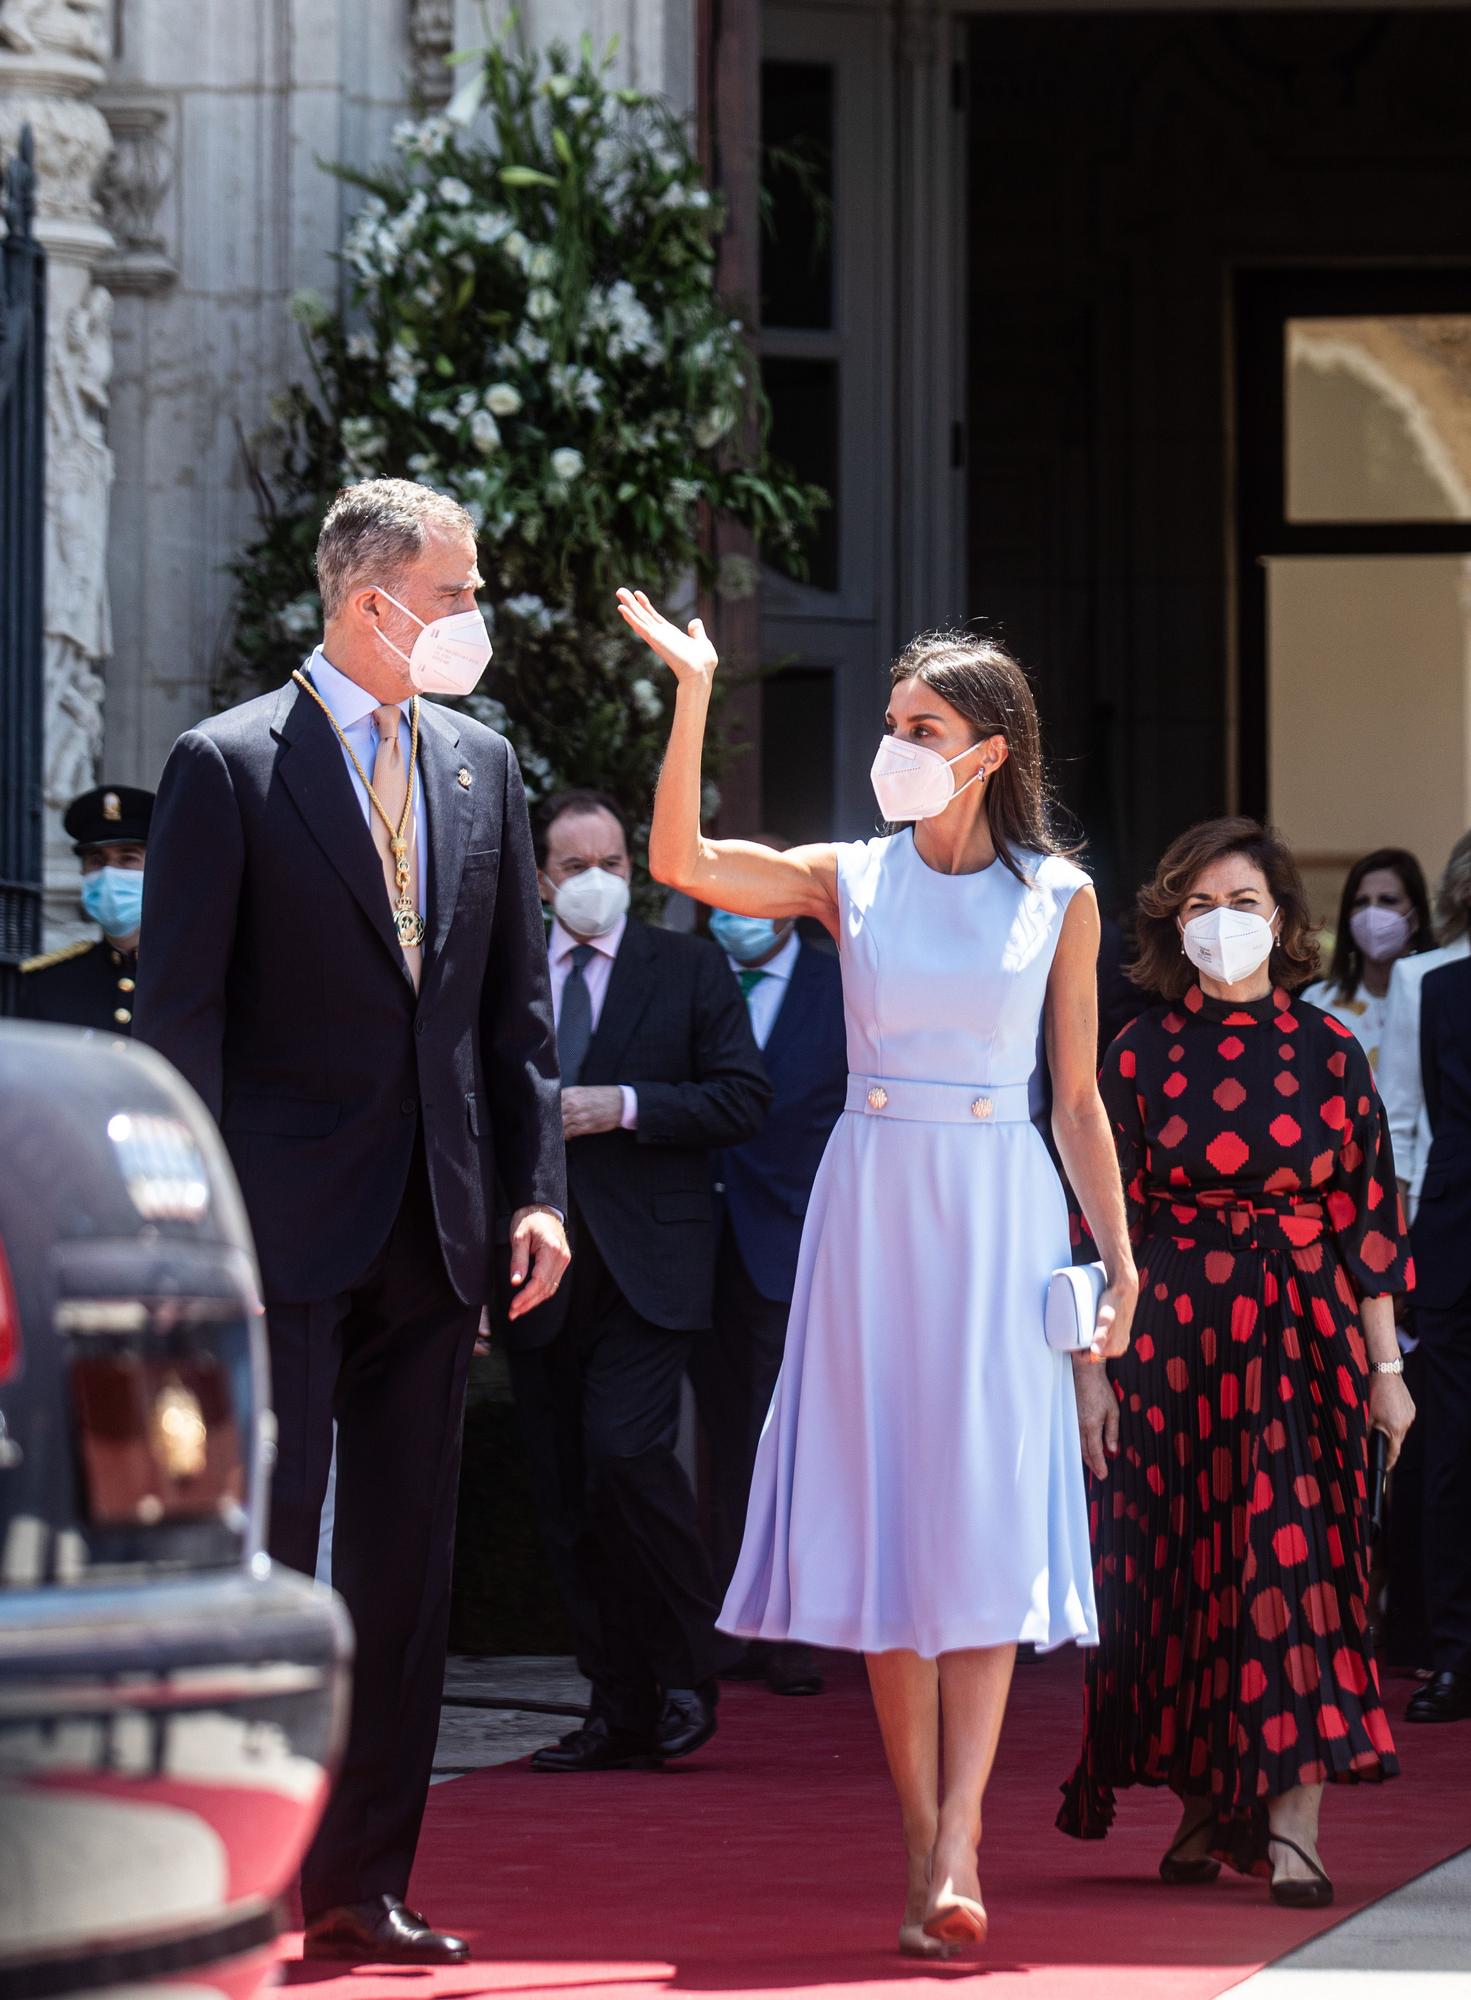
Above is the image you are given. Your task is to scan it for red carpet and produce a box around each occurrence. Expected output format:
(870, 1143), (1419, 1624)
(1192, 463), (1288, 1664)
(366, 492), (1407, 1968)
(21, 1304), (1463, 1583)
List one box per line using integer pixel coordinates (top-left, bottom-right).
(279, 1654), (1471, 1998)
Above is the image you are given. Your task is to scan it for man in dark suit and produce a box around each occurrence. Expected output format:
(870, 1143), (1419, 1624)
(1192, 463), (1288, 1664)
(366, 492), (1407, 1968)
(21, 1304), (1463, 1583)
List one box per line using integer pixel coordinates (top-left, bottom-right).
(690, 867), (847, 1696)
(1407, 952), (1471, 1724)
(17, 784), (153, 1031)
(503, 789), (770, 1771)
(135, 479), (568, 1961)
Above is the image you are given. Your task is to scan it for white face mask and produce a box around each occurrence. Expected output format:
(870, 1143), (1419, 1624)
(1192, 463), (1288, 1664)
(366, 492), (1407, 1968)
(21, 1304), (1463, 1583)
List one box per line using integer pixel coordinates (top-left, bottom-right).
(871, 736), (986, 822)
(1180, 906), (1279, 986)
(553, 867), (631, 940)
(1349, 904), (1412, 964)
(370, 583), (493, 697)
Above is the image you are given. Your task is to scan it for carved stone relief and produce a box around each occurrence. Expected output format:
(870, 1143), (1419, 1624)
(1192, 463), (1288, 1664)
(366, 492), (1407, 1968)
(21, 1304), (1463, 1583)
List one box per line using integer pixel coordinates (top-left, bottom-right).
(0, 0), (116, 940)
(96, 92), (175, 290)
(410, 0), (454, 105)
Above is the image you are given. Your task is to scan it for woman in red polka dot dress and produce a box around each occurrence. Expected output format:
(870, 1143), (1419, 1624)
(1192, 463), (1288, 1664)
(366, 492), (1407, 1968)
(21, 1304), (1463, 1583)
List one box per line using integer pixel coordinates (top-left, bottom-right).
(1058, 818), (1416, 1906)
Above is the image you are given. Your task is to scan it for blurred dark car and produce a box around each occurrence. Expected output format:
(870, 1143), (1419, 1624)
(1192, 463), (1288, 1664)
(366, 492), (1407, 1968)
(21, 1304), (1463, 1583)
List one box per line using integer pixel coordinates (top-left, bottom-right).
(0, 1023), (351, 2000)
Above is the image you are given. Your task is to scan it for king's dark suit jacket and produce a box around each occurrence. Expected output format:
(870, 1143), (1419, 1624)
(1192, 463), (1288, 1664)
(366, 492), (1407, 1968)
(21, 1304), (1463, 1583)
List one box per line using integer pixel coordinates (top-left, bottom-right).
(502, 916), (771, 1347)
(134, 677), (565, 1305)
(717, 940), (847, 1304)
(1413, 954), (1471, 1312)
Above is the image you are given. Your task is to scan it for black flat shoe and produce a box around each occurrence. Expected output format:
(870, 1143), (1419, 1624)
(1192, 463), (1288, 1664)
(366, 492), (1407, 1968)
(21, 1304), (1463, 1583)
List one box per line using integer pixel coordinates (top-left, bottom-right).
(655, 1681), (719, 1759)
(1268, 1834), (1334, 1908)
(1158, 1825), (1221, 1885)
(303, 1896), (469, 1964)
(531, 1714), (663, 1772)
(1406, 1670), (1471, 1724)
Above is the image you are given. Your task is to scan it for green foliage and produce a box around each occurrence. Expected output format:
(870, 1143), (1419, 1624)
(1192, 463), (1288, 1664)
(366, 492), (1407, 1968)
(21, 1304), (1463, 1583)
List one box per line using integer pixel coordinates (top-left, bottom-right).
(228, 31), (825, 829)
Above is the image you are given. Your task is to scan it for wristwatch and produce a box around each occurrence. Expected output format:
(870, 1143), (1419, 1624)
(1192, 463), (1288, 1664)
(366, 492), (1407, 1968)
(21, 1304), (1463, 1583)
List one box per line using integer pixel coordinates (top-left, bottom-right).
(1372, 1357), (1405, 1376)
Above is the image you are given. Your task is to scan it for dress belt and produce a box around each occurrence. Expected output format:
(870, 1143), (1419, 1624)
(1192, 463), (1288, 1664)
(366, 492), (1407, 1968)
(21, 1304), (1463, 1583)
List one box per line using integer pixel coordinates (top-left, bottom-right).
(845, 1074), (1033, 1125)
(1145, 1194), (1328, 1251)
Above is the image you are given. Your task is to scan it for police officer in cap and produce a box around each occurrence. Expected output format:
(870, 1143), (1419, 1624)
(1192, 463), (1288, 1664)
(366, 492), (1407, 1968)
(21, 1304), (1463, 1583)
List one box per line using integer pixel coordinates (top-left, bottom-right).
(17, 785), (154, 1032)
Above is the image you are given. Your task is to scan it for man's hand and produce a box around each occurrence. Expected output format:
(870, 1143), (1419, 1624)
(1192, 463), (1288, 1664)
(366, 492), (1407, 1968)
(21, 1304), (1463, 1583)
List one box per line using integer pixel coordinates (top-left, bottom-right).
(562, 1085), (624, 1139)
(507, 1204), (570, 1320)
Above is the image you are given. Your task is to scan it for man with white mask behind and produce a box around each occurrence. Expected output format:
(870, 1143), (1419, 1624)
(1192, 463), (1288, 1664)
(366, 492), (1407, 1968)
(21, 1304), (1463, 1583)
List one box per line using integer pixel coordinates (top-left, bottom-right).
(499, 790), (771, 1772)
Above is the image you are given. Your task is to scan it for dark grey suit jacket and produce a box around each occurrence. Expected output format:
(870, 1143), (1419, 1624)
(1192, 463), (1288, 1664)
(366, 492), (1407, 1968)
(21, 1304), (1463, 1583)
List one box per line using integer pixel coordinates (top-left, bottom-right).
(135, 675), (565, 1305)
(502, 916), (771, 1345)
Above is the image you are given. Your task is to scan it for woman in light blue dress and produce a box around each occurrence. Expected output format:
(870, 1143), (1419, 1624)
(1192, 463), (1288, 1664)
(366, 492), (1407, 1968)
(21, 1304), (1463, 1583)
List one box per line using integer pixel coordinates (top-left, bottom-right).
(619, 593), (1138, 1956)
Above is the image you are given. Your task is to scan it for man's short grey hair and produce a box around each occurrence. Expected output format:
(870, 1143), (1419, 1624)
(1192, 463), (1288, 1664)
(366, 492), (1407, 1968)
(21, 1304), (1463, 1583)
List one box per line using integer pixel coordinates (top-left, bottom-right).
(315, 478), (476, 620)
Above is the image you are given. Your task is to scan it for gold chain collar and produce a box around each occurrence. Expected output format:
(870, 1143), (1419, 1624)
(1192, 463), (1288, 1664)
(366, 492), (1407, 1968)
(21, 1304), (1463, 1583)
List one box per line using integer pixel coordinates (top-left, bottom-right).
(292, 670), (425, 949)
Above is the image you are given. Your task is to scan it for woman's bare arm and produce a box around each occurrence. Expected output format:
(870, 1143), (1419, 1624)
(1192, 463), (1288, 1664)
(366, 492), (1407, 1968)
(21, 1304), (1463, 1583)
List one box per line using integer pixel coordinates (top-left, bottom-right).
(618, 589), (839, 930)
(1044, 886), (1138, 1361)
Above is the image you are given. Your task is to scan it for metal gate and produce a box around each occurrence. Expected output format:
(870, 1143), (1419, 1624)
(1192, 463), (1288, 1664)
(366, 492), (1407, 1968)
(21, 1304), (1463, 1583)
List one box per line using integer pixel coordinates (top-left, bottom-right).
(0, 127), (46, 1015)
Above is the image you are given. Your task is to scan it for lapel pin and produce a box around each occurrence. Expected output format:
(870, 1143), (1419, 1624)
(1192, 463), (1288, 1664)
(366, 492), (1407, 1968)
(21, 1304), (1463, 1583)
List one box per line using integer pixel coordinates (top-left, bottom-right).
(457, 767), (472, 789)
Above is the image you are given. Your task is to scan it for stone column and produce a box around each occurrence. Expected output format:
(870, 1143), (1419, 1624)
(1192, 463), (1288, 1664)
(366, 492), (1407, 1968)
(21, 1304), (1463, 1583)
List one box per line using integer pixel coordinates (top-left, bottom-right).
(0, 0), (116, 944)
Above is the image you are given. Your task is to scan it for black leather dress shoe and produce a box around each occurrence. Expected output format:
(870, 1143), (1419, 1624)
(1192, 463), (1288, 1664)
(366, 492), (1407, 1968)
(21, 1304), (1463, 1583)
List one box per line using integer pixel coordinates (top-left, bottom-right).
(1407, 1670), (1471, 1723)
(656, 1681), (719, 1759)
(303, 1896), (469, 1964)
(531, 1714), (663, 1771)
(766, 1645), (823, 1697)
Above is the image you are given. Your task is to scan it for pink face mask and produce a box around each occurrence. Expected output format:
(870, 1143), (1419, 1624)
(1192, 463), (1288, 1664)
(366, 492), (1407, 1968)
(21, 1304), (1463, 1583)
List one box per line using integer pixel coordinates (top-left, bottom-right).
(870, 736), (986, 822)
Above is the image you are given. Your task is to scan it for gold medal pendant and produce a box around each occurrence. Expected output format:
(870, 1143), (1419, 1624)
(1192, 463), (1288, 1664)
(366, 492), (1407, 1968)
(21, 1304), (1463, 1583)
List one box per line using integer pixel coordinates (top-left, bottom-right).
(394, 900), (426, 949)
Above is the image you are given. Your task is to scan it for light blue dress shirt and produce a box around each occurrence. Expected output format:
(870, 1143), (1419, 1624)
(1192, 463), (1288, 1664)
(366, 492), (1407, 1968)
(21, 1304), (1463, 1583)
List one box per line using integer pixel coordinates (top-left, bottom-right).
(304, 646), (429, 909)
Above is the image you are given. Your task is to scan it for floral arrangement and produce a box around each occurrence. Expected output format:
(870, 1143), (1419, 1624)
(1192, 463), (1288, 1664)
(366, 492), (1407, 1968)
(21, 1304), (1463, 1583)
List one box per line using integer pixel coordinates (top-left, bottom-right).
(228, 32), (824, 830)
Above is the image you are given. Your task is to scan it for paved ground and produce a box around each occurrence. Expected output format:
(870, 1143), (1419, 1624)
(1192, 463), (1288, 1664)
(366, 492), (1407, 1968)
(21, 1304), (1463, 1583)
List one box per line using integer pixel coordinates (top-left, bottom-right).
(1231, 1846), (1471, 1994)
(434, 1658), (1471, 1991)
(433, 1654), (592, 1780)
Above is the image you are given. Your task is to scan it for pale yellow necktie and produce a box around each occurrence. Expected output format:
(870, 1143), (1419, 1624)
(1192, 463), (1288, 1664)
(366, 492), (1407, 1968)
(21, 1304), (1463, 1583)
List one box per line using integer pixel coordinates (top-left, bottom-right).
(370, 704), (422, 992)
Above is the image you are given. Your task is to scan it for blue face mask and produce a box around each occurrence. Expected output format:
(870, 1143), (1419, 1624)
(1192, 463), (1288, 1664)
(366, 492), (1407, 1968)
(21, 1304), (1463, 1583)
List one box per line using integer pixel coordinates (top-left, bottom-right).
(710, 909), (784, 965)
(81, 866), (145, 939)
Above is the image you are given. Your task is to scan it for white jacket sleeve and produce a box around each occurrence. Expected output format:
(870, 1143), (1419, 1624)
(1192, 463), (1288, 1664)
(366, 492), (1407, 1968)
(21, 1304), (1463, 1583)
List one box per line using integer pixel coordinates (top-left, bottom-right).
(1377, 958), (1422, 1189)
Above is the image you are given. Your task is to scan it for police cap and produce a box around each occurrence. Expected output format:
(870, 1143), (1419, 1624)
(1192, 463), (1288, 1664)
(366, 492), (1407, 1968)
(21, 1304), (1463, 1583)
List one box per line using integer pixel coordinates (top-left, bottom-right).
(64, 785), (155, 852)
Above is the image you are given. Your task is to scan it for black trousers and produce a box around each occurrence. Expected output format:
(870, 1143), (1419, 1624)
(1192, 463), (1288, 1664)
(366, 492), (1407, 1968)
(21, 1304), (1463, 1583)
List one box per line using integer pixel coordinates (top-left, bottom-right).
(1381, 1340), (1429, 1668)
(1419, 1293), (1471, 1676)
(265, 1137), (478, 1917)
(508, 1212), (721, 1737)
(688, 1217), (791, 1598)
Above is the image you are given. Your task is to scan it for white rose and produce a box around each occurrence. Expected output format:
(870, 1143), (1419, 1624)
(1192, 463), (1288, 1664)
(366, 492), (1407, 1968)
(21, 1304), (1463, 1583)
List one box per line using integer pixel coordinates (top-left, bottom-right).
(527, 245), (557, 282)
(631, 678), (663, 722)
(694, 407), (736, 450)
(550, 447), (584, 483)
(526, 286), (557, 322)
(503, 230), (530, 266)
(469, 408), (502, 453)
(289, 287), (333, 331)
(437, 177), (473, 207)
(485, 382), (523, 417)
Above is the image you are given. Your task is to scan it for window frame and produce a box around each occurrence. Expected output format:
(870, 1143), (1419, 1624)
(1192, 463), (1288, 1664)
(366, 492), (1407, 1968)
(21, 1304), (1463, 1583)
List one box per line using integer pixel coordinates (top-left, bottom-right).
(1233, 266), (1471, 820)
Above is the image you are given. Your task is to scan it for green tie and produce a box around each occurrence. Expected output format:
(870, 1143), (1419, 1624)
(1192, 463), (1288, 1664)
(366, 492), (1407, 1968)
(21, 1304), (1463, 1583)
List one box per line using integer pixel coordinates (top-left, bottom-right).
(738, 968), (769, 999)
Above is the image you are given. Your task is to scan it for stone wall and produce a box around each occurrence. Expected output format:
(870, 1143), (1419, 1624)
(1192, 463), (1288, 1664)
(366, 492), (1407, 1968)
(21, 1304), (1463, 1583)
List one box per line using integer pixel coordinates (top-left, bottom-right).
(0, 0), (116, 940)
(99, 0), (416, 833)
(6, 0), (692, 943)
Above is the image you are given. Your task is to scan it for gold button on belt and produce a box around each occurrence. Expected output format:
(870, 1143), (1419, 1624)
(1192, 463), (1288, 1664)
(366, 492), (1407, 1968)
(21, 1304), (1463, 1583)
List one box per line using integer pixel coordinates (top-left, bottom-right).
(867, 1085), (889, 1111)
(970, 1096), (994, 1120)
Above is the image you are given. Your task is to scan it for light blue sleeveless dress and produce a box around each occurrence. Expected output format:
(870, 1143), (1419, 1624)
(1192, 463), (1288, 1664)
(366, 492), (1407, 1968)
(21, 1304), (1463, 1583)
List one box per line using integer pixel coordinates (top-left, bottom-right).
(720, 832), (1099, 1658)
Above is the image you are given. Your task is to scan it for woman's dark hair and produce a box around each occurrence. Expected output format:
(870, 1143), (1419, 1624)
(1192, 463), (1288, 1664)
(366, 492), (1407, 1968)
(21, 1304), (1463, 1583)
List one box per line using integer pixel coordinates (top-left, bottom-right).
(887, 631), (1075, 885)
(1132, 817), (1320, 1000)
(1324, 847), (1431, 1001)
(533, 788), (631, 869)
